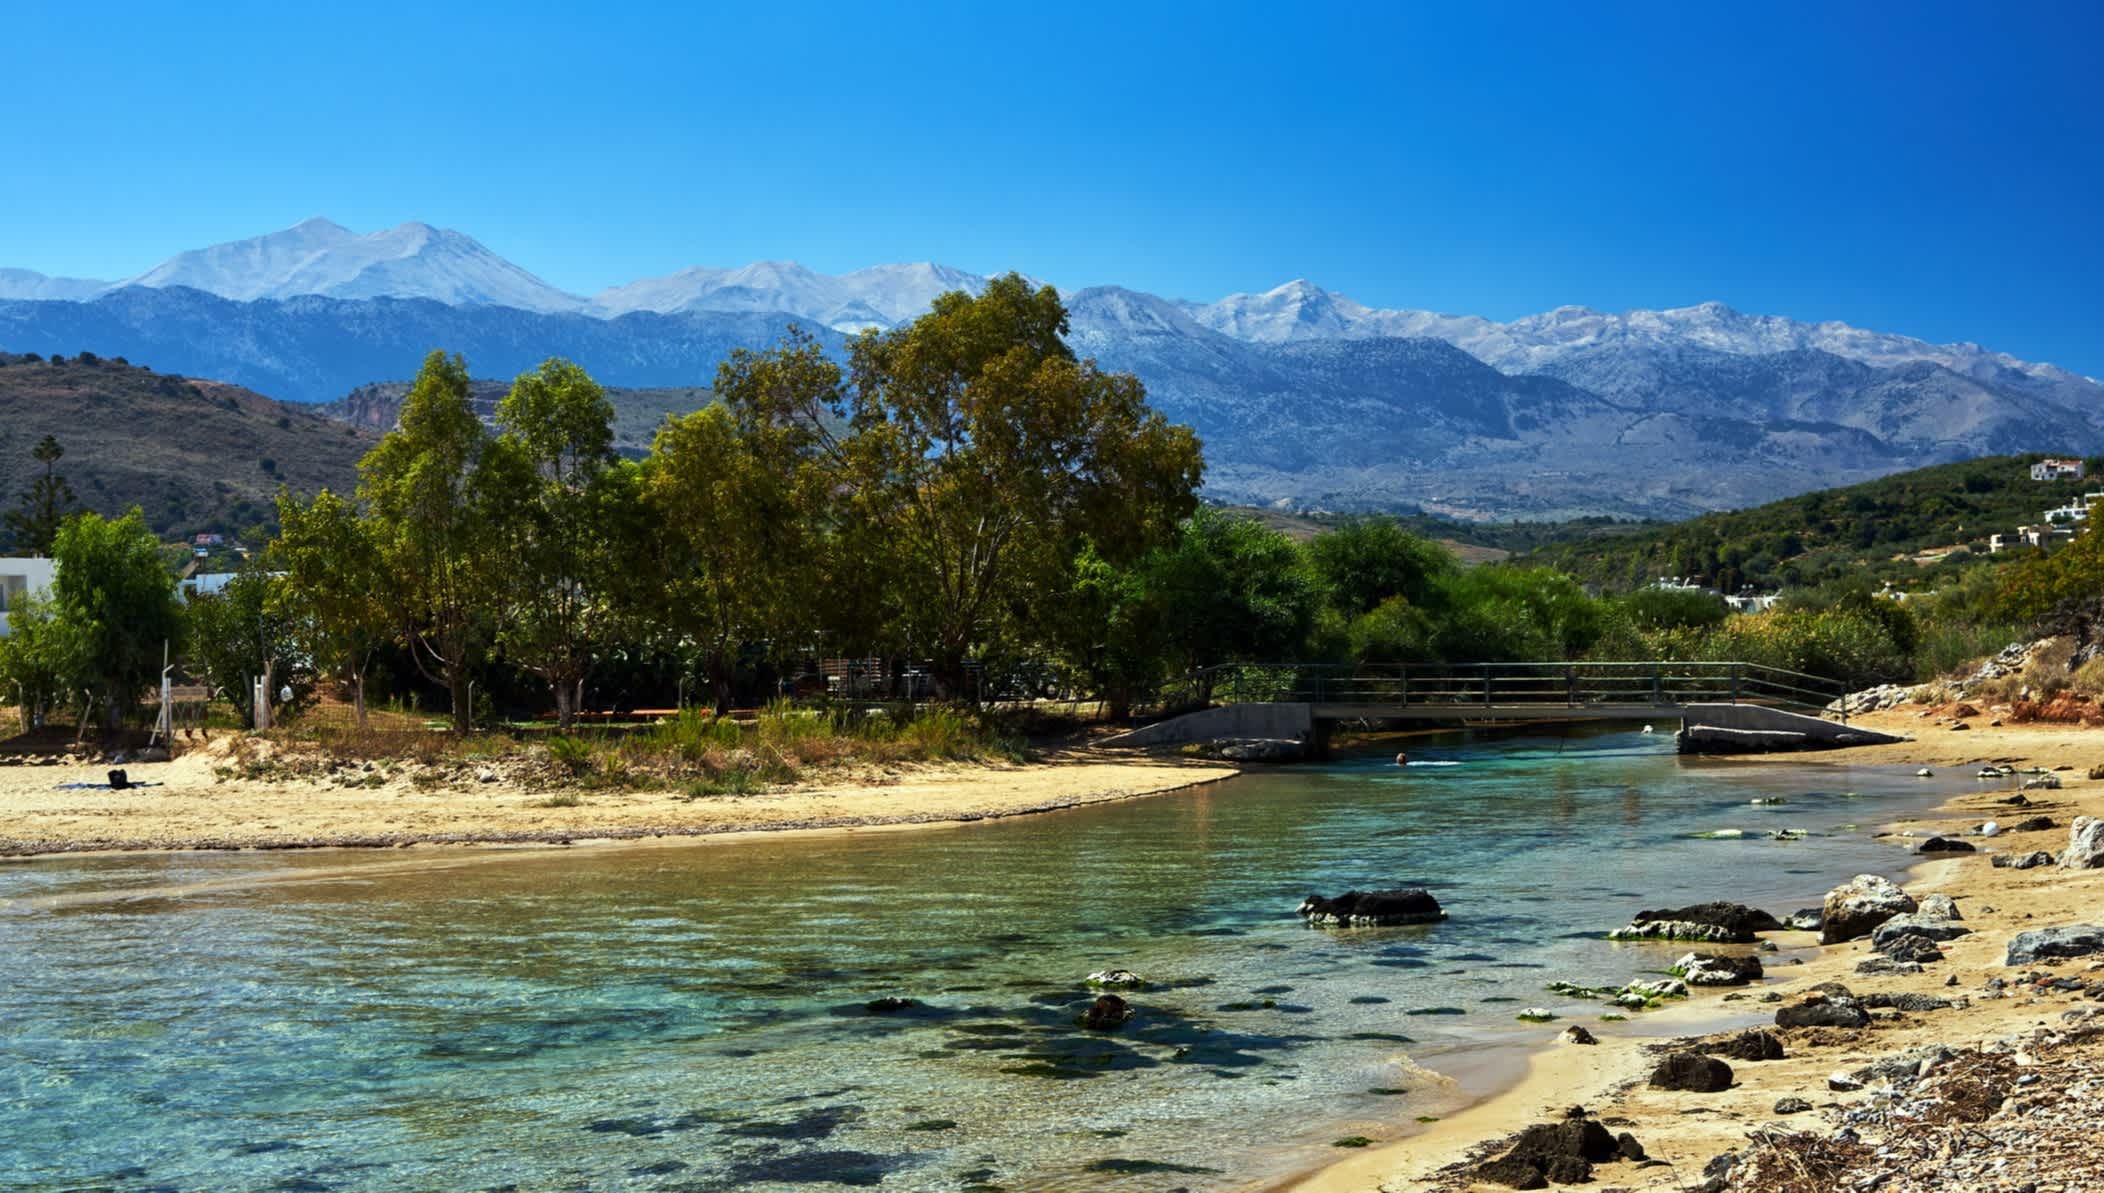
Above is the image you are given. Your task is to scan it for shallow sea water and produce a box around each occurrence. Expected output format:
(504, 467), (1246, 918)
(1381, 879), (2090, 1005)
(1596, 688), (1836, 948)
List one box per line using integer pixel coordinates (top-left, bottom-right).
(0, 727), (1978, 1192)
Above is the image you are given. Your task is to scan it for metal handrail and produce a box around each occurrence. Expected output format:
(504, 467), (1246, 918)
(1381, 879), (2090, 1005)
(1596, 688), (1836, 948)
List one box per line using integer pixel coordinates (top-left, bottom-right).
(1173, 661), (1851, 723)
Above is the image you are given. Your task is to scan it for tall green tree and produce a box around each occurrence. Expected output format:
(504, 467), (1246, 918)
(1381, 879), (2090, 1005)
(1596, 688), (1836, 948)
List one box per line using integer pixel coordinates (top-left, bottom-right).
(1308, 517), (1456, 615)
(5, 434), (79, 553)
(1122, 509), (1321, 683)
(271, 488), (390, 729)
(0, 592), (86, 732)
(492, 358), (620, 729)
(843, 275), (1203, 697)
(186, 567), (306, 724)
(357, 351), (508, 733)
(643, 336), (835, 713)
(50, 509), (185, 730)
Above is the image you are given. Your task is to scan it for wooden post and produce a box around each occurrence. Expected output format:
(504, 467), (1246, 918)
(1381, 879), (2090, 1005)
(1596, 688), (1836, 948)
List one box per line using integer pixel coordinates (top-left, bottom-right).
(1483, 663), (1492, 708)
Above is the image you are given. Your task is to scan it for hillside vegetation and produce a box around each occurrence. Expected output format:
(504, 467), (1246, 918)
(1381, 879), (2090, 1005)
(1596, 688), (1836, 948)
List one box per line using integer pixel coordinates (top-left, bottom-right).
(325, 378), (715, 456)
(0, 352), (379, 540)
(1523, 454), (2104, 593)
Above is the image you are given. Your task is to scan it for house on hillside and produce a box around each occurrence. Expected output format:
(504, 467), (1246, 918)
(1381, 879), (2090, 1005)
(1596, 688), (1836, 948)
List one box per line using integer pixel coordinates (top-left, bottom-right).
(0, 558), (57, 637)
(2031, 458), (2086, 482)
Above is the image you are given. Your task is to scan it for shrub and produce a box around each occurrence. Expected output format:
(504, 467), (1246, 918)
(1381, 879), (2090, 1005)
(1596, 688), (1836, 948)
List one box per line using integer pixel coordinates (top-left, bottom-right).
(545, 735), (592, 772)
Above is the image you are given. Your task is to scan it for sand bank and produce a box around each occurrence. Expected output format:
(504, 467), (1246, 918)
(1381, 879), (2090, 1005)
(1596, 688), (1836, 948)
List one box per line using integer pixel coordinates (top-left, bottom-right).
(1278, 707), (2104, 1192)
(0, 740), (1236, 857)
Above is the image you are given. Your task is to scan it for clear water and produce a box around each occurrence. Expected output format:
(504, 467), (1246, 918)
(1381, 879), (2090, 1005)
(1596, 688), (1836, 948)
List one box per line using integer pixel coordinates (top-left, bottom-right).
(0, 727), (1970, 1192)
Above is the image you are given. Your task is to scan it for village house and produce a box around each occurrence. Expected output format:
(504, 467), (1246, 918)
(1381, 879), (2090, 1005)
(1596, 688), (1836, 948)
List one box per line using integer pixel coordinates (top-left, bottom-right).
(0, 557), (57, 637)
(2031, 457), (2086, 482)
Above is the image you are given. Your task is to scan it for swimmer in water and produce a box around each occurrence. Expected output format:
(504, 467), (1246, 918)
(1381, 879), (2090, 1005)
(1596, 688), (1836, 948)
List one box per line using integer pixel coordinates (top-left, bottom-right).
(1394, 751), (1408, 766)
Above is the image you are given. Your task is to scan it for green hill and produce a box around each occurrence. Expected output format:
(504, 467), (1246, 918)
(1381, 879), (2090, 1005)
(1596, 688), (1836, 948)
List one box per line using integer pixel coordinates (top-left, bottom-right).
(323, 379), (715, 456)
(0, 351), (380, 541)
(1523, 453), (2104, 593)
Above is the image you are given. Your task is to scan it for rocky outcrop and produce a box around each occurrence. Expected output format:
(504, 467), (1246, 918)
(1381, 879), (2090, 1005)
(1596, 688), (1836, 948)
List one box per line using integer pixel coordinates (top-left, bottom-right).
(2063, 817), (2104, 870)
(1994, 850), (2057, 870)
(1879, 933), (1946, 964)
(1820, 874), (1918, 944)
(1706, 1029), (1785, 1062)
(1673, 952), (1764, 986)
(1474, 1114), (1630, 1189)
(1297, 888), (1446, 926)
(2005, 925), (2104, 966)
(1610, 901), (1779, 943)
(1870, 913), (1970, 947)
(1650, 1051), (1734, 1092)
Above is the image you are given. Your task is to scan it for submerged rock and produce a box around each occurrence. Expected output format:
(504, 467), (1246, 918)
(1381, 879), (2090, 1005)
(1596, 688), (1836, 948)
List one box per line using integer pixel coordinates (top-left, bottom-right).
(1820, 874), (1918, 944)
(1297, 888), (1446, 926)
(1613, 902), (1781, 943)
(1081, 995), (1132, 1031)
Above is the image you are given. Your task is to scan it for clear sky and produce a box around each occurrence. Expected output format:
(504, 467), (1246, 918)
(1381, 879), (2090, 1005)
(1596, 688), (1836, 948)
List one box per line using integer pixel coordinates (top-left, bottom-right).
(6, 1), (2101, 373)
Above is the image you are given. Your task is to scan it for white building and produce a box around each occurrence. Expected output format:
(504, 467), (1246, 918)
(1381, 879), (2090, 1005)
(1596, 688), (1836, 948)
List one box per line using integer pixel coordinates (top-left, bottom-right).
(0, 557), (57, 636)
(2031, 458), (2086, 482)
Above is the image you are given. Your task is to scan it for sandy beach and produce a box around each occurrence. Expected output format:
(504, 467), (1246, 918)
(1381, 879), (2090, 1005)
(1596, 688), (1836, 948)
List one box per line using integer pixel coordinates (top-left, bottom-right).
(0, 739), (1237, 857)
(1281, 705), (2104, 1193)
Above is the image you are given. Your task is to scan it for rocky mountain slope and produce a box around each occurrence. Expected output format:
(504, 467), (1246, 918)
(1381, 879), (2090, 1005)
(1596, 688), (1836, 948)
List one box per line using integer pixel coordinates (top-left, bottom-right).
(0, 352), (378, 538)
(6, 219), (2101, 519)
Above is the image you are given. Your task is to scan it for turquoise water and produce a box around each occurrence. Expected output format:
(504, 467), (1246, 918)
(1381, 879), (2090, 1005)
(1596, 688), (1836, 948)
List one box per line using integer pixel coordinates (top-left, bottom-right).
(0, 728), (1970, 1192)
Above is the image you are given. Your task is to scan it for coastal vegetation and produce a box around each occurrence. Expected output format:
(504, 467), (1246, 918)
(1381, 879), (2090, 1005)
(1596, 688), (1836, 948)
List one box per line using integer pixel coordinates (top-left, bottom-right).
(7, 289), (2104, 746)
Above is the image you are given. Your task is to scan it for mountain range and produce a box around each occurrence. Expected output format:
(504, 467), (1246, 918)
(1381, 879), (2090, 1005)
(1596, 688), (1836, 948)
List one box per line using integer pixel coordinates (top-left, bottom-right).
(4, 219), (2099, 519)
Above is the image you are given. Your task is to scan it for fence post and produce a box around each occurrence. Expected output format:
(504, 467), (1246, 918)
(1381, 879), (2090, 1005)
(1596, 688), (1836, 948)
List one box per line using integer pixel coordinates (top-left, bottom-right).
(1483, 663), (1493, 709)
(1400, 666), (1409, 708)
(1731, 663), (1741, 705)
(1652, 666), (1663, 707)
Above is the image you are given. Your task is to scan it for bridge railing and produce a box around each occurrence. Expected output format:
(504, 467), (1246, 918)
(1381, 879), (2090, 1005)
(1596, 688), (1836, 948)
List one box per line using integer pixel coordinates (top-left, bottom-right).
(1171, 661), (1847, 722)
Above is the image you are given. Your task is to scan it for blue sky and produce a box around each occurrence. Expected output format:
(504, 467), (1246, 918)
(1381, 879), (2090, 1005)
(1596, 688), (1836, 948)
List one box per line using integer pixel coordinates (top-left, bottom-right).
(6, 1), (2101, 373)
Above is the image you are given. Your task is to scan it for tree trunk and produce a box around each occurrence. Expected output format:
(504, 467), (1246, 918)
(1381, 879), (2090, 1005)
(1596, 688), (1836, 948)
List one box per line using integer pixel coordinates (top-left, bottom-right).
(352, 671), (368, 732)
(554, 679), (575, 731)
(449, 669), (471, 735)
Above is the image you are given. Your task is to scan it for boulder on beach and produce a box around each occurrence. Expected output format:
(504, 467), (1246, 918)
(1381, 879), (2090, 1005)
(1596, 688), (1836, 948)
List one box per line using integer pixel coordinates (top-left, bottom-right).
(1915, 836), (1976, 854)
(2063, 817), (2104, 870)
(1649, 1051), (1733, 1092)
(1820, 874), (1918, 944)
(1870, 913), (1969, 947)
(1086, 969), (1144, 988)
(1918, 893), (1961, 920)
(2005, 925), (2104, 966)
(1878, 933), (1946, 964)
(1559, 1025), (1597, 1045)
(1296, 888), (1446, 926)
(1855, 956), (1924, 977)
(1672, 952), (1764, 986)
(1775, 992), (1871, 1028)
(1993, 850), (2056, 870)
(2010, 816), (2056, 833)
(1705, 1028), (1785, 1061)
(1474, 1115), (1624, 1189)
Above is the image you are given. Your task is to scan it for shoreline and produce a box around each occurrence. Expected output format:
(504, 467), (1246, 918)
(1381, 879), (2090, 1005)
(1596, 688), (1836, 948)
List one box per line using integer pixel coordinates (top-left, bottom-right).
(1273, 706), (2104, 1192)
(0, 742), (1239, 860)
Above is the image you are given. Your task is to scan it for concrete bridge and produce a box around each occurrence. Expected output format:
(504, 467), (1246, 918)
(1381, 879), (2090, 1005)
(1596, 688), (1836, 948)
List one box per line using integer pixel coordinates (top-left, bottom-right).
(1107, 662), (1905, 754)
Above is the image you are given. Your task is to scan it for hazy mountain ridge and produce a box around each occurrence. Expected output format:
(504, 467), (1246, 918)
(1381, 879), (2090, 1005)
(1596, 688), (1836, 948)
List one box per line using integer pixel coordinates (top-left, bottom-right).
(6, 219), (2103, 519)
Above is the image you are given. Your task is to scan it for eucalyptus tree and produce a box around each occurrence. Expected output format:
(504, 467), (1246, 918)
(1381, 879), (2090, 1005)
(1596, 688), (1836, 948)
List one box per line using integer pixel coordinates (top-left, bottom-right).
(49, 509), (185, 730)
(271, 488), (390, 729)
(356, 351), (510, 733)
(642, 333), (840, 713)
(841, 275), (1203, 698)
(491, 358), (621, 729)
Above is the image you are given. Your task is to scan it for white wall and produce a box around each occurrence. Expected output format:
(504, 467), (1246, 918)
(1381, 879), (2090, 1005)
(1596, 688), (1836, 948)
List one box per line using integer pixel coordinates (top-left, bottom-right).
(0, 557), (58, 636)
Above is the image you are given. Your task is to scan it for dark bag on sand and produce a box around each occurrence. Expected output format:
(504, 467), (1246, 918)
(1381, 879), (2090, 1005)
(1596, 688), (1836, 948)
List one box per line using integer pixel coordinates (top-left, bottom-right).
(107, 769), (130, 791)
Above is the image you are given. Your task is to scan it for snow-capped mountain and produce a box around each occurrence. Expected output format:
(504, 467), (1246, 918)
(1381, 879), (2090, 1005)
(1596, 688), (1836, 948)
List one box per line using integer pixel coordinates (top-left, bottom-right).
(5, 219), (2102, 518)
(0, 268), (110, 301)
(593, 260), (994, 331)
(117, 218), (588, 314)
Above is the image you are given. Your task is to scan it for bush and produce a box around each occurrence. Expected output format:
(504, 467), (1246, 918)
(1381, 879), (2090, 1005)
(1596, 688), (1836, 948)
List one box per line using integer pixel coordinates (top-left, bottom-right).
(545, 735), (592, 772)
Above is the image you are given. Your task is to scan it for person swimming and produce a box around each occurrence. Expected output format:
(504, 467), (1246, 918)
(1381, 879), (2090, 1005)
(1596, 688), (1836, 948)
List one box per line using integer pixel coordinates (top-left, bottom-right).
(1394, 751), (1408, 766)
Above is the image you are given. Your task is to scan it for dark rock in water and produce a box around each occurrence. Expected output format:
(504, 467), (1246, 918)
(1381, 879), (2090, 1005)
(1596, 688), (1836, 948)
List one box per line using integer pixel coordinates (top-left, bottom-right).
(1082, 995), (1132, 1031)
(1650, 1051), (1733, 1092)
(864, 997), (919, 1015)
(1706, 1029), (1785, 1062)
(2005, 925), (2104, 966)
(2011, 816), (2057, 832)
(1775, 994), (1871, 1028)
(1993, 850), (2056, 870)
(1915, 836), (1976, 854)
(1298, 888), (1446, 926)
(1609, 907), (1780, 943)
(1620, 902), (1780, 942)
(1774, 1096), (1813, 1115)
(1784, 907), (1824, 931)
(1879, 933), (1946, 963)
